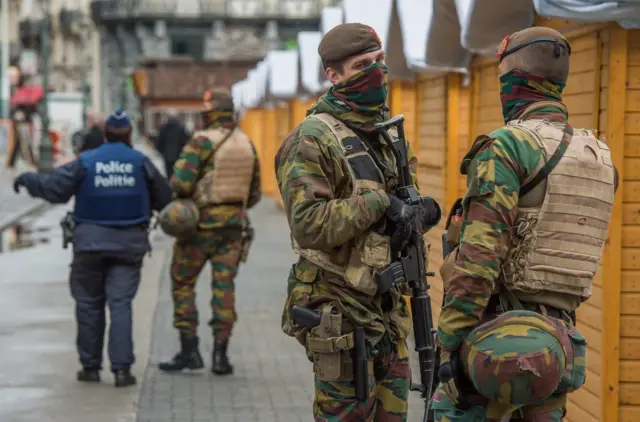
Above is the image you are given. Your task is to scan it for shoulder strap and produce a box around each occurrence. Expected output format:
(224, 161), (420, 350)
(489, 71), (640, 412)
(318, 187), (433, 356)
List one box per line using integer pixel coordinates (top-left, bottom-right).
(519, 122), (573, 196)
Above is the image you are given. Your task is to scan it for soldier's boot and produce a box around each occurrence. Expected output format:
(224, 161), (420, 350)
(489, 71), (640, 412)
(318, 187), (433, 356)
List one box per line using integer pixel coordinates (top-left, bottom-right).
(211, 338), (233, 375)
(158, 333), (204, 372)
(76, 368), (100, 383)
(114, 369), (136, 388)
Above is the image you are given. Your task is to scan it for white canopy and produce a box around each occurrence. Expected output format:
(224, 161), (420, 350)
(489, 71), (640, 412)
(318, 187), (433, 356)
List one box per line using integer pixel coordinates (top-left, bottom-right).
(267, 50), (299, 100)
(242, 69), (256, 109)
(231, 80), (245, 112)
(321, 7), (344, 35)
(535, 0), (640, 29)
(297, 31), (324, 96)
(455, 0), (536, 56)
(254, 60), (270, 107)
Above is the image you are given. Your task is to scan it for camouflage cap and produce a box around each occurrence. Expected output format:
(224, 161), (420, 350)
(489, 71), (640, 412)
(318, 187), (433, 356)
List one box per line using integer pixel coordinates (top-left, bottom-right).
(497, 26), (571, 63)
(203, 86), (234, 110)
(318, 23), (382, 66)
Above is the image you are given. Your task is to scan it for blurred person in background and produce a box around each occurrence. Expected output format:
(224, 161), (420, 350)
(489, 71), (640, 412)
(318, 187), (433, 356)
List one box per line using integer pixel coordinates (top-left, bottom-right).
(155, 109), (190, 179)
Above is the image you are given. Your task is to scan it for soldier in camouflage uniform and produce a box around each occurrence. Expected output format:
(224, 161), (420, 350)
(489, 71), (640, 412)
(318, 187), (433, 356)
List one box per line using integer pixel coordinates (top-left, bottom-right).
(432, 27), (619, 421)
(276, 23), (441, 421)
(159, 87), (262, 375)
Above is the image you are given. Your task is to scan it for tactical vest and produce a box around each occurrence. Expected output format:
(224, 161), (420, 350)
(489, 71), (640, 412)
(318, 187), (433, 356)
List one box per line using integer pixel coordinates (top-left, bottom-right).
(74, 142), (150, 226)
(193, 127), (255, 208)
(498, 119), (615, 302)
(292, 113), (398, 297)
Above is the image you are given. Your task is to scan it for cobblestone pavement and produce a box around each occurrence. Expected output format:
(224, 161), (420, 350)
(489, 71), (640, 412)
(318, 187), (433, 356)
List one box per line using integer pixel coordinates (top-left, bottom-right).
(136, 199), (425, 422)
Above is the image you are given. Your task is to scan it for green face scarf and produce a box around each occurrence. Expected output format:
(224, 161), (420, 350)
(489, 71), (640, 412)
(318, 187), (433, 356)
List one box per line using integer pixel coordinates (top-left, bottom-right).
(499, 68), (566, 123)
(326, 62), (389, 116)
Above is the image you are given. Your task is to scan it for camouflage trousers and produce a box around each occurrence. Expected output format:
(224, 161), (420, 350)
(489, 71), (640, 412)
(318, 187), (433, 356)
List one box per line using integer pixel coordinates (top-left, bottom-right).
(171, 230), (242, 340)
(313, 340), (411, 422)
(431, 387), (566, 422)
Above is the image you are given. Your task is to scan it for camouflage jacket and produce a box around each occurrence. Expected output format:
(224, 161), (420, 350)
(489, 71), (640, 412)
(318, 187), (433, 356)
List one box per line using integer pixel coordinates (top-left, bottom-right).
(171, 128), (262, 230)
(275, 98), (419, 349)
(437, 102), (618, 352)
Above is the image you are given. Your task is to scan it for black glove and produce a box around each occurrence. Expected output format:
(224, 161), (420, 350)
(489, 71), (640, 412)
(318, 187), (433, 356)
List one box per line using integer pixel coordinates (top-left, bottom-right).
(419, 197), (442, 229)
(385, 194), (415, 252)
(438, 350), (471, 410)
(13, 174), (27, 194)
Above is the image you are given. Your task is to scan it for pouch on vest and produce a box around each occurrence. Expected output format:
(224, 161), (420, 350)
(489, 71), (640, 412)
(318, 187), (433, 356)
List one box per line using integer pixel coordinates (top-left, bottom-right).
(307, 305), (355, 381)
(444, 198), (464, 247)
(344, 231), (391, 296)
(557, 326), (588, 394)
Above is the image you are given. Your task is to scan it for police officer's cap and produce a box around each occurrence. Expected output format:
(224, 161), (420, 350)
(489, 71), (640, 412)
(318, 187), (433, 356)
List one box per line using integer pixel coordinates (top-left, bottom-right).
(497, 27), (571, 63)
(318, 23), (383, 67)
(105, 108), (131, 129)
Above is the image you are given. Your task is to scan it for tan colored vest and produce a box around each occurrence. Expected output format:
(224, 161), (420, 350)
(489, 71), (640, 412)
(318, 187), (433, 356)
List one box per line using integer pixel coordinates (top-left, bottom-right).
(501, 119), (615, 302)
(193, 127), (255, 208)
(292, 113), (398, 296)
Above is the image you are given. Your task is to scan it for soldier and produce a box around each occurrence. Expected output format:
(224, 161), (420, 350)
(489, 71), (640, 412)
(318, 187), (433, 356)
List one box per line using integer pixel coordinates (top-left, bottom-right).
(13, 108), (172, 387)
(432, 27), (619, 421)
(275, 23), (441, 420)
(158, 87), (261, 375)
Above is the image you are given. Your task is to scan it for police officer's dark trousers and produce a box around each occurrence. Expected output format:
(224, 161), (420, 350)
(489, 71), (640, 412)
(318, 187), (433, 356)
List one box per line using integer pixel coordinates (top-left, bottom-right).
(69, 251), (143, 372)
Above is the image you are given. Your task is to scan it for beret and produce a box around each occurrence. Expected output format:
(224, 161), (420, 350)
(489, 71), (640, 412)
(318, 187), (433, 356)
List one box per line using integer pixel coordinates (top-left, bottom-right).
(203, 87), (234, 110)
(104, 108), (131, 129)
(498, 26), (571, 62)
(318, 23), (382, 65)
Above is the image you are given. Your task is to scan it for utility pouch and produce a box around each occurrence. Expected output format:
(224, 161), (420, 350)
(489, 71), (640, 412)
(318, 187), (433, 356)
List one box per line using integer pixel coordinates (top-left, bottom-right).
(445, 198), (464, 247)
(306, 305), (355, 381)
(239, 226), (254, 263)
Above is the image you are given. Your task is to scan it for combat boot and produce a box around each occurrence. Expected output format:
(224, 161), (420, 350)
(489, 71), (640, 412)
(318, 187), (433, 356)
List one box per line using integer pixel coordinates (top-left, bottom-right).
(114, 369), (136, 387)
(77, 368), (100, 383)
(211, 338), (233, 375)
(158, 333), (204, 372)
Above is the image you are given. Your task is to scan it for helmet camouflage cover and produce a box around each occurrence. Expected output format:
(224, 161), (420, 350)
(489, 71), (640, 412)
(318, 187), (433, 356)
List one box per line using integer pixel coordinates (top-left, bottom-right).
(158, 199), (200, 238)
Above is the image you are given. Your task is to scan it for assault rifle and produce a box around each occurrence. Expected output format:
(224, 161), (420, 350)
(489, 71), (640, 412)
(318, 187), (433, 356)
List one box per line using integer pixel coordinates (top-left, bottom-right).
(374, 115), (439, 422)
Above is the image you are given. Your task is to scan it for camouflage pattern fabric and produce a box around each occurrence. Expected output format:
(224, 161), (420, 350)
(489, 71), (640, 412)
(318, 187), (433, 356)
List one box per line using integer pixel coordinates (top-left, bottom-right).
(276, 93), (419, 349)
(436, 98), (570, 353)
(171, 230), (242, 339)
(314, 340), (411, 421)
(158, 198), (199, 238)
(325, 63), (389, 127)
(171, 127), (261, 231)
(499, 69), (565, 123)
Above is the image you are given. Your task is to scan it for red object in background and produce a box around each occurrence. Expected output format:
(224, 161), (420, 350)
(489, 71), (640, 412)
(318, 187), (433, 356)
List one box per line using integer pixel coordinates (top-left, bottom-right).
(10, 85), (45, 107)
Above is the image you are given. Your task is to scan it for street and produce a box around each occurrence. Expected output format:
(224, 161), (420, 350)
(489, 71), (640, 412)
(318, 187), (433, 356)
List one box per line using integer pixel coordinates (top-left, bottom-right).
(0, 147), (425, 422)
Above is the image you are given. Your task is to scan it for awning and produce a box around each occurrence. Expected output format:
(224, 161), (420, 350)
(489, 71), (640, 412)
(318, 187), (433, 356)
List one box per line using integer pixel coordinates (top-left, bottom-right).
(396, 0), (470, 74)
(267, 50), (299, 100)
(456, 0), (535, 56)
(297, 31), (324, 96)
(534, 0), (640, 29)
(343, 0), (414, 80)
(321, 7), (344, 35)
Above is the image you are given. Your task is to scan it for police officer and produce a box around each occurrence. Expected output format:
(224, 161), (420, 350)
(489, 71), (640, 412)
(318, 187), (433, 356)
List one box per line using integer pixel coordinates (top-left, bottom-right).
(275, 23), (440, 420)
(157, 87), (261, 375)
(13, 108), (172, 387)
(433, 27), (618, 421)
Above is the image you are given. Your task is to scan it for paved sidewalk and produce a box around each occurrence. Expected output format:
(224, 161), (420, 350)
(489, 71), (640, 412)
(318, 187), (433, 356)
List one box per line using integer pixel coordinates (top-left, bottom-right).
(136, 199), (425, 422)
(0, 204), (171, 422)
(0, 163), (47, 231)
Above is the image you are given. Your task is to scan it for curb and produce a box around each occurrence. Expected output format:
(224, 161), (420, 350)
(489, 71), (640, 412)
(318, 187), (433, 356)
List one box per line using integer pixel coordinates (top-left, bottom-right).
(0, 200), (51, 233)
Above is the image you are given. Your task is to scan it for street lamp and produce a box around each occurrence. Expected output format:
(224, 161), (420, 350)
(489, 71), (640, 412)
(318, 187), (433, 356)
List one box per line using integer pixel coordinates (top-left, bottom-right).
(37, 7), (52, 172)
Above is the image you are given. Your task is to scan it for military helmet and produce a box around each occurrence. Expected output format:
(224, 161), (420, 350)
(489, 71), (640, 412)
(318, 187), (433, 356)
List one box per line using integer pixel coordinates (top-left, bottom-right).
(158, 199), (200, 238)
(459, 310), (575, 405)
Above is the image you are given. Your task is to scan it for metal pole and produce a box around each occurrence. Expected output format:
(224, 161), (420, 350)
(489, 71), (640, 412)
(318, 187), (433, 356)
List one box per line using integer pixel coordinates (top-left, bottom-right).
(1, 0), (10, 119)
(38, 11), (52, 172)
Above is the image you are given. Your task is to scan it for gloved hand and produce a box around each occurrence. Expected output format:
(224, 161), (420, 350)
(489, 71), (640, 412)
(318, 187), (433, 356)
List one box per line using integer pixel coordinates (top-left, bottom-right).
(13, 174), (27, 194)
(438, 349), (464, 406)
(385, 194), (415, 251)
(419, 197), (441, 229)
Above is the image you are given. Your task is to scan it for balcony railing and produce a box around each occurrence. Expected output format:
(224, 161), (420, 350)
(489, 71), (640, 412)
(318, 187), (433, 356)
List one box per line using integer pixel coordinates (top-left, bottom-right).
(91, 0), (337, 21)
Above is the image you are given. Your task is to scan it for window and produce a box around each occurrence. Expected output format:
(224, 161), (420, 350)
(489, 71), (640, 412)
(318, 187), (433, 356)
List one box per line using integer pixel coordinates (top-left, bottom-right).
(171, 34), (204, 60)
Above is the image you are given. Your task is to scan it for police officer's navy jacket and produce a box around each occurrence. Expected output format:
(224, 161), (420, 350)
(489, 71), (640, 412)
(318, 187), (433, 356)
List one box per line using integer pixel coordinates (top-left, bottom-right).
(20, 141), (172, 254)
